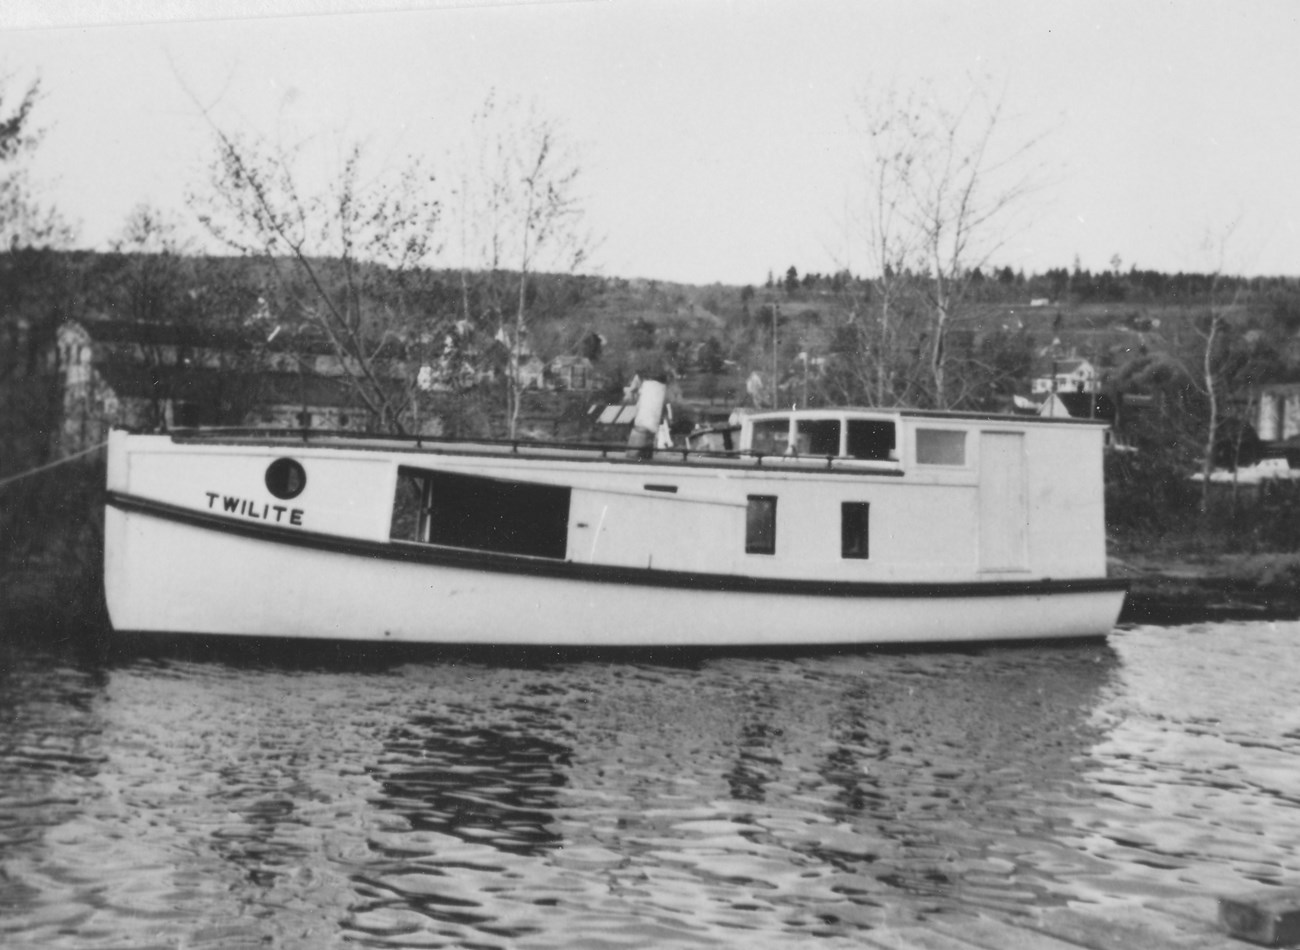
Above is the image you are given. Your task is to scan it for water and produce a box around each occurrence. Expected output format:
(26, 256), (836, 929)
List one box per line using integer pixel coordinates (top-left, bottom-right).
(3, 622), (1300, 949)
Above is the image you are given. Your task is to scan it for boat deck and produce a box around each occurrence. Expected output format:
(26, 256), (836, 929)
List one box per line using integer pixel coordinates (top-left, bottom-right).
(842, 891), (1280, 949)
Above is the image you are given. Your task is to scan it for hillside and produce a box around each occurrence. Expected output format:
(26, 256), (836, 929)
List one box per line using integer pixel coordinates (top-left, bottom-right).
(4, 249), (1300, 446)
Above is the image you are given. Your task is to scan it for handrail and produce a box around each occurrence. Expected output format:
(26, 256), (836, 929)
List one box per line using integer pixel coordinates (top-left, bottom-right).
(145, 425), (906, 474)
(158, 424), (631, 455)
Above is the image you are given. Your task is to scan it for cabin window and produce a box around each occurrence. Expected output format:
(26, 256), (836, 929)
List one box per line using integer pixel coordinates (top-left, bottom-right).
(796, 419), (841, 456)
(745, 495), (777, 555)
(841, 502), (870, 559)
(915, 429), (967, 466)
(846, 420), (896, 461)
(389, 467), (570, 559)
(750, 419), (791, 455)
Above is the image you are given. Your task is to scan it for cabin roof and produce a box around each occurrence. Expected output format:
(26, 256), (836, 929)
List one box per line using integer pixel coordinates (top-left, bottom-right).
(744, 406), (1110, 426)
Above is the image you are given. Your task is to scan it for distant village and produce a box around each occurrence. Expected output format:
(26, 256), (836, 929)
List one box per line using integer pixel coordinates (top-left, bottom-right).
(50, 315), (1129, 449)
(5, 253), (1300, 491)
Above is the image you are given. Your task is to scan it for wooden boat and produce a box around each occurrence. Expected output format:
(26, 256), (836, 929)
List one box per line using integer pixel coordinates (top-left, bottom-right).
(103, 400), (1126, 646)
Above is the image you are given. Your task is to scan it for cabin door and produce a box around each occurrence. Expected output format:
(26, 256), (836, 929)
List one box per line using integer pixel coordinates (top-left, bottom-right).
(978, 431), (1029, 572)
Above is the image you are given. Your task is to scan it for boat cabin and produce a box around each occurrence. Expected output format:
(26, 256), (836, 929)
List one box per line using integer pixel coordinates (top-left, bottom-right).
(376, 407), (1110, 586)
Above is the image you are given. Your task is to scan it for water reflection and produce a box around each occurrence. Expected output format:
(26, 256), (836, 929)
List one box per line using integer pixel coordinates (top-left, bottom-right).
(1, 626), (1299, 948)
(803, 647), (1118, 915)
(371, 712), (572, 855)
(1070, 623), (1300, 903)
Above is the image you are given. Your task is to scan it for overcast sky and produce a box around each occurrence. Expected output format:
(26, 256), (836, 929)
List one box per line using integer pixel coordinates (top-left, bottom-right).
(1, 0), (1296, 285)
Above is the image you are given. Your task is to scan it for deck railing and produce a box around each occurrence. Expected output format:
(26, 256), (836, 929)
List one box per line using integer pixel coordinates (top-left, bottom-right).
(145, 424), (907, 475)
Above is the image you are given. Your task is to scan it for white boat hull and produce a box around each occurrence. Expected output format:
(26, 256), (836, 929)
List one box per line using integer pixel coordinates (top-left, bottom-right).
(104, 504), (1126, 647)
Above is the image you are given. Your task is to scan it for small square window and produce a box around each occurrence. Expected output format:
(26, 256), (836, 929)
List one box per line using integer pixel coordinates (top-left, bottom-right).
(841, 502), (870, 559)
(746, 495), (777, 554)
(915, 429), (967, 465)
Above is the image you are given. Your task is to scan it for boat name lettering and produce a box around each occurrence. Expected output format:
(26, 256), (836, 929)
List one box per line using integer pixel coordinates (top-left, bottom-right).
(204, 492), (304, 526)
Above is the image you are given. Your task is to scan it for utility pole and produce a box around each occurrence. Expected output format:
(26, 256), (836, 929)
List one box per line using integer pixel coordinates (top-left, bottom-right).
(772, 303), (779, 408)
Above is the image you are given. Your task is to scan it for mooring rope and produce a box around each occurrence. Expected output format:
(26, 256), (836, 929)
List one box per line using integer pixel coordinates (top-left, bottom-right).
(0, 440), (109, 491)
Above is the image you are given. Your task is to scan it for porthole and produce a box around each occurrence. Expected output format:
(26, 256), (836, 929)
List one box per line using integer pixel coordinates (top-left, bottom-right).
(265, 457), (307, 500)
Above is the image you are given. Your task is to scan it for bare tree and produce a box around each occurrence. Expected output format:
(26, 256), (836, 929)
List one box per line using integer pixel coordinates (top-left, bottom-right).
(0, 75), (73, 250)
(0, 73), (75, 473)
(1187, 222), (1247, 514)
(850, 78), (1046, 408)
(451, 91), (592, 437)
(110, 203), (194, 324)
(189, 122), (442, 434)
(103, 204), (195, 428)
(844, 85), (924, 406)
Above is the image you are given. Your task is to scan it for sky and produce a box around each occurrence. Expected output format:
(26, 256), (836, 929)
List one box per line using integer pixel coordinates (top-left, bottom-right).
(1, 0), (1297, 286)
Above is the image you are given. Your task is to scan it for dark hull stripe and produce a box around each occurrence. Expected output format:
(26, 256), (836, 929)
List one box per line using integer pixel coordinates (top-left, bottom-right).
(106, 491), (1129, 600)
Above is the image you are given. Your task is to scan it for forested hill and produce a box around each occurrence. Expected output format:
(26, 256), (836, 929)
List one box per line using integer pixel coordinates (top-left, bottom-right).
(4, 248), (1300, 426)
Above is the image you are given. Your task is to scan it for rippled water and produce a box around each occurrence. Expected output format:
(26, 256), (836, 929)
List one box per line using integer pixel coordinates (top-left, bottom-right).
(3, 621), (1300, 948)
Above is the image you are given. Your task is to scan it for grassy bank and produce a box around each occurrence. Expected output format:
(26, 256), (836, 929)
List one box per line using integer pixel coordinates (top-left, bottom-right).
(1104, 447), (1300, 624)
(0, 459), (108, 638)
(1113, 549), (1300, 625)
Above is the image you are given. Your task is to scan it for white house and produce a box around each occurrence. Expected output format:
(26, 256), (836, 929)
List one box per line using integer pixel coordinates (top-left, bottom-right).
(548, 355), (597, 391)
(1031, 358), (1100, 395)
(1256, 382), (1300, 444)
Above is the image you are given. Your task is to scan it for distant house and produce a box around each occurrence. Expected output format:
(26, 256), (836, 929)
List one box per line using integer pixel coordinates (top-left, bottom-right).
(548, 355), (597, 391)
(515, 354), (546, 390)
(1031, 358), (1100, 395)
(493, 327), (548, 390)
(1256, 382), (1300, 445)
(55, 319), (438, 457)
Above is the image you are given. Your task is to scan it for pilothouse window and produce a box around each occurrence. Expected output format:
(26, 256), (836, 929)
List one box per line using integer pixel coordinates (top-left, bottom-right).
(390, 467), (570, 559)
(750, 420), (791, 455)
(795, 419), (841, 456)
(846, 420), (896, 461)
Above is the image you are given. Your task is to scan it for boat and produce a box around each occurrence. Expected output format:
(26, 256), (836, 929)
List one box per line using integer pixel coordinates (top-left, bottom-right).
(102, 392), (1127, 647)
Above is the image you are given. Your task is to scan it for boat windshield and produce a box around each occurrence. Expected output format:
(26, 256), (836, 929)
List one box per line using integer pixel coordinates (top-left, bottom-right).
(846, 419), (896, 461)
(748, 414), (897, 461)
(795, 418), (841, 456)
(750, 418), (792, 455)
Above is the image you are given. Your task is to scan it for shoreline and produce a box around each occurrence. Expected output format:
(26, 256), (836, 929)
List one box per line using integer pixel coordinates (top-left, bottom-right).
(1112, 551), (1300, 626)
